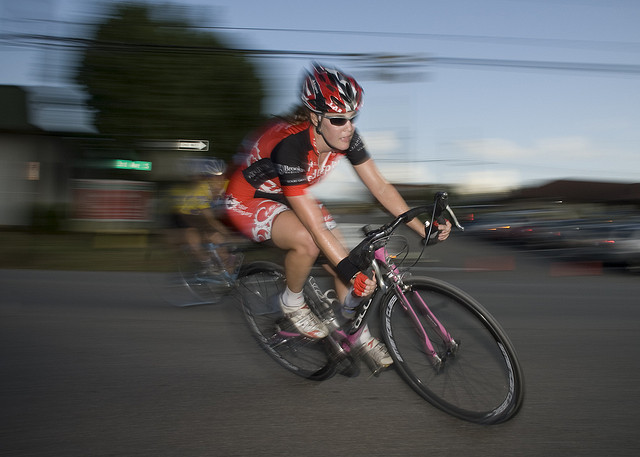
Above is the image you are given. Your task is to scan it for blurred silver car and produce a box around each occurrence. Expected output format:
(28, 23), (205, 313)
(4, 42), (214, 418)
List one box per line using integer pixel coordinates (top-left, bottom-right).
(601, 223), (640, 270)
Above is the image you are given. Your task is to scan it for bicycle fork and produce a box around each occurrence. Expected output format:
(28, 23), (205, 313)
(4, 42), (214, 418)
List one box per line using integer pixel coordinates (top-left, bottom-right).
(395, 285), (459, 372)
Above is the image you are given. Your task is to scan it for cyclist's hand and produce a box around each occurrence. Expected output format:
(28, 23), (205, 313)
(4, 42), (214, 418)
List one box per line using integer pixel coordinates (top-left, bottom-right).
(437, 219), (452, 241)
(352, 271), (376, 297)
(422, 219), (452, 245)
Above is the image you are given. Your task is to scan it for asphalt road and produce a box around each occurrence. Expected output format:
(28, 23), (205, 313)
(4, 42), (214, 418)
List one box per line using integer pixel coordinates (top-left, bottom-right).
(2, 234), (639, 457)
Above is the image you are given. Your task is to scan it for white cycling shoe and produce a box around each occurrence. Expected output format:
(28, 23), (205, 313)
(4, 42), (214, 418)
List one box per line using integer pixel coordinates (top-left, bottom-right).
(357, 337), (394, 371)
(280, 300), (329, 339)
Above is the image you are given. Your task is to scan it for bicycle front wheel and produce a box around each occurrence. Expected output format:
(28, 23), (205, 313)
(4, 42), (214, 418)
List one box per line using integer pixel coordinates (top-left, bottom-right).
(381, 276), (524, 424)
(145, 240), (233, 307)
(238, 262), (337, 381)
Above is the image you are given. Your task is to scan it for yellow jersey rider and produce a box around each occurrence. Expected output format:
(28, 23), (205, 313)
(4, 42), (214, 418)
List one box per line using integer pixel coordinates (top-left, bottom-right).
(170, 157), (231, 271)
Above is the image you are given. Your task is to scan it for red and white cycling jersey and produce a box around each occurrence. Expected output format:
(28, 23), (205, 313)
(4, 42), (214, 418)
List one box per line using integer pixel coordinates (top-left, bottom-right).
(225, 118), (370, 241)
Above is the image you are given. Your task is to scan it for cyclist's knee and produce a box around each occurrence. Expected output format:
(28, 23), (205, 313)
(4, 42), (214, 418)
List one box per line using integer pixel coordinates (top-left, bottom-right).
(210, 231), (225, 245)
(272, 214), (319, 259)
(291, 230), (320, 259)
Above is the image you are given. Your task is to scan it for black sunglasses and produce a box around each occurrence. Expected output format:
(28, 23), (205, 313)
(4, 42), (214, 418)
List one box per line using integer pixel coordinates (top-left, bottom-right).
(325, 115), (358, 126)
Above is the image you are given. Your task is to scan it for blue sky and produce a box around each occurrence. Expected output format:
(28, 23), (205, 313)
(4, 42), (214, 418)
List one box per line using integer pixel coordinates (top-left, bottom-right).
(2, 0), (639, 194)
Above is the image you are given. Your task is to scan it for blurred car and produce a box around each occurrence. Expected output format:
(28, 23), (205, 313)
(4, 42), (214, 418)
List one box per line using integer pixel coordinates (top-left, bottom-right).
(541, 218), (640, 270)
(599, 223), (640, 270)
(467, 209), (540, 242)
(466, 205), (640, 271)
(467, 208), (576, 248)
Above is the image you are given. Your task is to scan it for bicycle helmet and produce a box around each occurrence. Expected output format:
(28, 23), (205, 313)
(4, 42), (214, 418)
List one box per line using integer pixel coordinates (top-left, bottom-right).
(184, 157), (227, 177)
(201, 158), (226, 176)
(301, 63), (363, 114)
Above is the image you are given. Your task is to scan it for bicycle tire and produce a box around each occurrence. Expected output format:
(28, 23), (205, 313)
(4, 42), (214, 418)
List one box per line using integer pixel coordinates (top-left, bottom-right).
(145, 238), (235, 307)
(175, 250), (236, 305)
(238, 261), (337, 381)
(381, 276), (524, 424)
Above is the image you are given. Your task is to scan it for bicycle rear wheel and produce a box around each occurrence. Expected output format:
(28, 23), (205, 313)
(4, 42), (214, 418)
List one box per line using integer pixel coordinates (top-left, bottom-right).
(238, 261), (337, 381)
(381, 276), (524, 424)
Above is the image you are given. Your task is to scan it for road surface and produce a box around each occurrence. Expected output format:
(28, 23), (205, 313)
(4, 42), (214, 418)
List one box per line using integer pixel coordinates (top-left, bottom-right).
(2, 234), (639, 456)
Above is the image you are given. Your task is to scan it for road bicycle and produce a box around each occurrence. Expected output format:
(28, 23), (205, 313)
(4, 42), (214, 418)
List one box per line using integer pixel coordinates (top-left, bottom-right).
(236, 192), (525, 424)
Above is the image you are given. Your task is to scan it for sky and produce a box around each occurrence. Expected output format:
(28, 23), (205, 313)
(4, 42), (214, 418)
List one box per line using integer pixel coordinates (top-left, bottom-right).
(1, 0), (639, 195)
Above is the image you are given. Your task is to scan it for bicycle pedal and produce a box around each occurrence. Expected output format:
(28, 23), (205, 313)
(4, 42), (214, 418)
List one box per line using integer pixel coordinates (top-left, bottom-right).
(363, 359), (392, 378)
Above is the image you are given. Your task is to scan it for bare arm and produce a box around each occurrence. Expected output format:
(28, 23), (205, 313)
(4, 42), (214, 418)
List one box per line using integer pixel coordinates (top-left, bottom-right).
(202, 208), (230, 236)
(353, 158), (450, 240)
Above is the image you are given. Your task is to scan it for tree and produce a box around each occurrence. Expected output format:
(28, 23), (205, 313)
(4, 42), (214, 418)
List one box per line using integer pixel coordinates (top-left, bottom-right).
(75, 2), (265, 161)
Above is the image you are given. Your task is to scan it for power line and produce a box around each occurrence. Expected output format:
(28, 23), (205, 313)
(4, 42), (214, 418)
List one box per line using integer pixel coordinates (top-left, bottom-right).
(198, 26), (640, 54)
(5, 17), (640, 53)
(0, 32), (426, 64)
(2, 32), (640, 76)
(433, 57), (640, 75)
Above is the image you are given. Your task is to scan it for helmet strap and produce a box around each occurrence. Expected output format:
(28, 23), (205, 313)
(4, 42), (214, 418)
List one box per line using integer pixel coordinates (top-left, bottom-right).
(314, 113), (323, 135)
(312, 112), (343, 152)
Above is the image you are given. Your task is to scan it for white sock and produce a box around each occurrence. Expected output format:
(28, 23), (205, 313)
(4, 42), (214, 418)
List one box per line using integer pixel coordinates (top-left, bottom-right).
(281, 287), (305, 310)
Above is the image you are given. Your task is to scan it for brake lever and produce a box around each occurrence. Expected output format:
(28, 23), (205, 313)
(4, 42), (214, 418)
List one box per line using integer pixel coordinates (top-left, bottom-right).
(445, 205), (465, 231)
(423, 192), (464, 245)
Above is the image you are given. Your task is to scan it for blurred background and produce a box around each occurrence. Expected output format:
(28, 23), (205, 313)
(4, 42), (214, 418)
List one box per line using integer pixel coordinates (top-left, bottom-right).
(1, 0), (639, 271)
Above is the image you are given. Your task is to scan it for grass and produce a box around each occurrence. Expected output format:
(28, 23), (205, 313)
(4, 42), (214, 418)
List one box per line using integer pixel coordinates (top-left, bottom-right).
(0, 230), (158, 271)
(0, 203), (375, 272)
(0, 229), (282, 272)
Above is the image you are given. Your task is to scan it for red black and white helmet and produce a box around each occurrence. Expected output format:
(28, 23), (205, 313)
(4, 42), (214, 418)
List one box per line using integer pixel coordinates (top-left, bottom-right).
(301, 63), (363, 114)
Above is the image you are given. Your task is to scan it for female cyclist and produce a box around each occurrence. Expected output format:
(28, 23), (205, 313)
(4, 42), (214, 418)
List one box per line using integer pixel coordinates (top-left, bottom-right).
(226, 63), (451, 370)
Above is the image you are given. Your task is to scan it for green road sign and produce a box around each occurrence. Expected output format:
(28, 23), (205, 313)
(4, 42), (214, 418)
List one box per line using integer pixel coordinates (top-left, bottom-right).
(113, 160), (152, 171)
